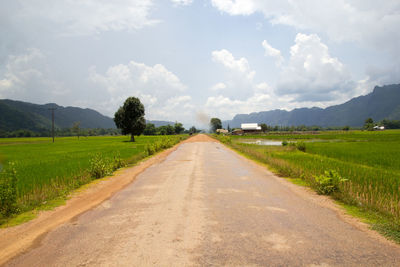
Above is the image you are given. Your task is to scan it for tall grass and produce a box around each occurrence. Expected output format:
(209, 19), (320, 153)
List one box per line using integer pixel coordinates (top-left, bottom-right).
(0, 135), (186, 221)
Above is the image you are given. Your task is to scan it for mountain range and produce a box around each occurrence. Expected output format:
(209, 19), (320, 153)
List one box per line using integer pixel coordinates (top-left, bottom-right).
(1, 83), (399, 132)
(223, 84), (400, 128)
(0, 99), (174, 132)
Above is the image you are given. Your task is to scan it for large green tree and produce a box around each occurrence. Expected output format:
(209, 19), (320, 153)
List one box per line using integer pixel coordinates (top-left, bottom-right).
(114, 97), (146, 142)
(210, 118), (222, 133)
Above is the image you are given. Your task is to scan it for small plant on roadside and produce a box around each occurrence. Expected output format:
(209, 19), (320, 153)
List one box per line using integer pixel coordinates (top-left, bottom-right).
(112, 153), (126, 171)
(282, 140), (288, 146)
(145, 144), (156, 155)
(296, 141), (306, 152)
(314, 170), (347, 195)
(217, 135), (231, 144)
(89, 153), (111, 179)
(0, 162), (19, 217)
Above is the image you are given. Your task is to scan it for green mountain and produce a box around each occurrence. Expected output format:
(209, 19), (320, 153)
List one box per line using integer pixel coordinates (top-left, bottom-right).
(0, 99), (177, 133)
(0, 99), (116, 132)
(223, 84), (400, 128)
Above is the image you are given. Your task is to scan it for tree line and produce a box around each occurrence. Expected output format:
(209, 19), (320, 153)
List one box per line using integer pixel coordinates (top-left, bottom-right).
(0, 96), (201, 139)
(0, 127), (120, 138)
(209, 116), (400, 134)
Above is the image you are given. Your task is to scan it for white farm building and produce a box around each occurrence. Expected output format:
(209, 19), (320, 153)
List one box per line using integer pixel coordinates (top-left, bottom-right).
(241, 123), (261, 131)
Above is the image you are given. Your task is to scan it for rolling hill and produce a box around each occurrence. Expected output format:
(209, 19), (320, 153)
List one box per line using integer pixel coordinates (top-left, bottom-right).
(223, 84), (400, 128)
(0, 100), (116, 132)
(0, 99), (176, 132)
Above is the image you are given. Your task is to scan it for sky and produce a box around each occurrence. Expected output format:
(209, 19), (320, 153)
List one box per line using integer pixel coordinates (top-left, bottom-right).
(1, 0), (400, 128)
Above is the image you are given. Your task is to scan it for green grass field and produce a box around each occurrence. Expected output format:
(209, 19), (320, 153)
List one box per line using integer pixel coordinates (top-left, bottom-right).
(0, 135), (186, 220)
(216, 130), (400, 223)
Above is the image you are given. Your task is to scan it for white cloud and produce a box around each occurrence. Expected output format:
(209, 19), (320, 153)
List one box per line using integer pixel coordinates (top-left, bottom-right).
(208, 49), (278, 119)
(212, 49), (255, 80)
(205, 93), (276, 119)
(255, 82), (272, 94)
(16, 0), (158, 35)
(89, 60), (194, 123)
(166, 95), (192, 108)
(262, 40), (284, 66)
(276, 33), (352, 102)
(211, 0), (400, 57)
(211, 0), (256, 15)
(205, 33), (358, 120)
(0, 48), (67, 102)
(210, 82), (227, 91)
(171, 0), (193, 6)
(211, 49), (259, 100)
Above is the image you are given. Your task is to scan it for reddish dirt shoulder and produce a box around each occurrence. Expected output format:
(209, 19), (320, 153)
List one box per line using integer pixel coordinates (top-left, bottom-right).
(182, 134), (216, 143)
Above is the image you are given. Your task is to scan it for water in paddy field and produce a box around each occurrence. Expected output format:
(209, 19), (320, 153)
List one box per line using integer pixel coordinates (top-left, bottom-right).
(239, 139), (347, 146)
(239, 140), (283, 146)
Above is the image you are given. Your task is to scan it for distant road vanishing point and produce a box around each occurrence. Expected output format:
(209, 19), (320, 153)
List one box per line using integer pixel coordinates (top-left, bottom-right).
(4, 134), (400, 266)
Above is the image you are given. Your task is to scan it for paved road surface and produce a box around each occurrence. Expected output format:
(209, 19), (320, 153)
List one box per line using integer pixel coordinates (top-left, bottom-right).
(5, 135), (400, 266)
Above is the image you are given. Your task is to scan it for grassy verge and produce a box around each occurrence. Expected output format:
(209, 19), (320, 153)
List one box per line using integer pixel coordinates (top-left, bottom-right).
(0, 135), (187, 226)
(212, 131), (400, 243)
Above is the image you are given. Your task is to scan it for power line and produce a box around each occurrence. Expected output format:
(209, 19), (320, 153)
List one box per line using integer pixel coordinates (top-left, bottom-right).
(48, 107), (57, 143)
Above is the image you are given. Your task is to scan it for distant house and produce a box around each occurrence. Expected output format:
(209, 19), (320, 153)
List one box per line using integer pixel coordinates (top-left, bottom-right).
(373, 125), (385, 130)
(216, 129), (229, 134)
(241, 123), (262, 134)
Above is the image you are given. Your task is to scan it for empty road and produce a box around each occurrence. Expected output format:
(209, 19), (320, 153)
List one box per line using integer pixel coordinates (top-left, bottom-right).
(5, 135), (400, 266)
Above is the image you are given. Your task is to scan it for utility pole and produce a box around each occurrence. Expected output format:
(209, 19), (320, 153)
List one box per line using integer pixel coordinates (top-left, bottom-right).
(48, 107), (57, 143)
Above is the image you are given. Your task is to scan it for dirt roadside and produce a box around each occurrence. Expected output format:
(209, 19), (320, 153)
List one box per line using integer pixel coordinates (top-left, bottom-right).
(0, 135), (212, 265)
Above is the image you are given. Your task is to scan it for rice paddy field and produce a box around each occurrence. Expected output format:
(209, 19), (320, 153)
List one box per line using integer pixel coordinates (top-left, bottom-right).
(215, 130), (400, 223)
(0, 135), (186, 219)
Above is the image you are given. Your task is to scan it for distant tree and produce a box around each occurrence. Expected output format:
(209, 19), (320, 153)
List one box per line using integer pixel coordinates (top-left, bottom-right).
(227, 124), (231, 132)
(381, 119), (400, 129)
(365, 118), (373, 124)
(174, 122), (184, 134)
(114, 97), (146, 142)
(260, 123), (268, 133)
(158, 126), (167, 135)
(189, 126), (197, 135)
(342, 125), (350, 131)
(166, 124), (175, 135)
(364, 118), (374, 131)
(143, 123), (156, 135)
(210, 118), (222, 133)
(80, 129), (88, 137)
(72, 121), (81, 139)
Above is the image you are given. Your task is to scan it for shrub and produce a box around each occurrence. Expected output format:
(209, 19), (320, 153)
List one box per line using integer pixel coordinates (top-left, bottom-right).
(112, 153), (126, 171)
(0, 162), (19, 217)
(89, 153), (112, 179)
(296, 141), (306, 152)
(146, 144), (156, 155)
(282, 140), (288, 146)
(315, 170), (347, 195)
(218, 135), (231, 144)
